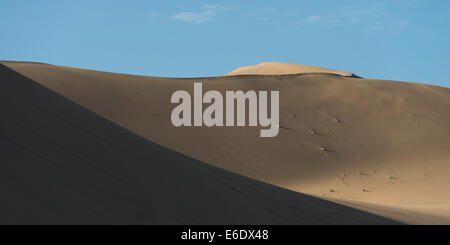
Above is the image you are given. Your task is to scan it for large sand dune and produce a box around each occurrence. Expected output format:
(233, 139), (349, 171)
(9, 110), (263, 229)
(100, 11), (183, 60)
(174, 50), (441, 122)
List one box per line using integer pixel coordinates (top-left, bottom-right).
(2, 61), (450, 224)
(0, 63), (401, 224)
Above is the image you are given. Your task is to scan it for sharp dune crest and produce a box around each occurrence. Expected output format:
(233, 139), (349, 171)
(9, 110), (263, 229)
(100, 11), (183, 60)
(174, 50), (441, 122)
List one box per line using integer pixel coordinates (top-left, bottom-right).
(2, 61), (450, 224)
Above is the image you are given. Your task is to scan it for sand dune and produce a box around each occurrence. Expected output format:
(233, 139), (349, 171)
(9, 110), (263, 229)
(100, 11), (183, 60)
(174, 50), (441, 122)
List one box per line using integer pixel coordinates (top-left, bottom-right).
(226, 62), (355, 77)
(0, 63), (402, 224)
(2, 61), (450, 224)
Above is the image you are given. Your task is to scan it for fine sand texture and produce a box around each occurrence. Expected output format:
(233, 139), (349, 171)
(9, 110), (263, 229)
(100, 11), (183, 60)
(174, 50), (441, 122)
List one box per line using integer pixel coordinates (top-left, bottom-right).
(2, 61), (450, 224)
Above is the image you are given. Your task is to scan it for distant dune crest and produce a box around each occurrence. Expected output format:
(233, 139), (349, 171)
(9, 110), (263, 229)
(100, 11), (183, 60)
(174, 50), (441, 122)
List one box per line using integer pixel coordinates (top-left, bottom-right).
(226, 62), (354, 77)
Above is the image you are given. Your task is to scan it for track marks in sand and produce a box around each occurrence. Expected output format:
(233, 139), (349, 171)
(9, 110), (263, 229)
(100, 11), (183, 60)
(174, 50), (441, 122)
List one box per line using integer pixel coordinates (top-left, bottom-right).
(319, 166), (436, 202)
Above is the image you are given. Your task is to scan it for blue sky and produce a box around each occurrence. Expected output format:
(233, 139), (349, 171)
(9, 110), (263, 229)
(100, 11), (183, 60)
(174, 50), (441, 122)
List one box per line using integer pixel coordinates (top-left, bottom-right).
(1, 0), (449, 86)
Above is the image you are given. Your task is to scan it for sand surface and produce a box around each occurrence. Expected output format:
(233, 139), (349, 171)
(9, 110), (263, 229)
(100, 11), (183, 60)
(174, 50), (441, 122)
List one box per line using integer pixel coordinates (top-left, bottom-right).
(2, 61), (450, 224)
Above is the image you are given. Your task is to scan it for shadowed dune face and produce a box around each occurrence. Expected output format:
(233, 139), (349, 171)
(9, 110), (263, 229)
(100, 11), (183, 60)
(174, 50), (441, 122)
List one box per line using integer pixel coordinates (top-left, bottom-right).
(2, 61), (450, 224)
(0, 63), (403, 225)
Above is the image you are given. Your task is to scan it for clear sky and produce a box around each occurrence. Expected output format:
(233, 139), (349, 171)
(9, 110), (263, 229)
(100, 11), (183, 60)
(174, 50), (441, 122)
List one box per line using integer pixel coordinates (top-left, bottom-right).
(1, 0), (449, 87)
